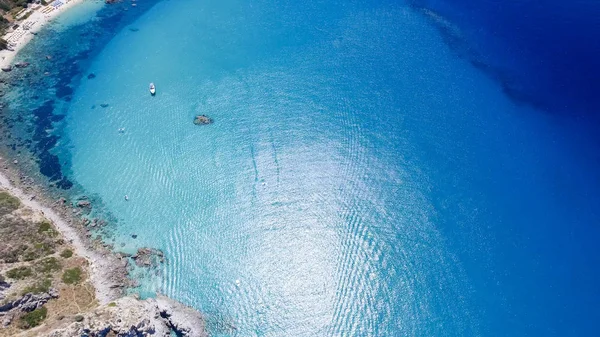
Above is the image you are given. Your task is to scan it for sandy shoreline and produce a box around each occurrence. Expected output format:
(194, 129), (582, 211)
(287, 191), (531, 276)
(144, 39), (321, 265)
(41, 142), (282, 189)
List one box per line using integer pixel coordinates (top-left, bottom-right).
(0, 0), (86, 69)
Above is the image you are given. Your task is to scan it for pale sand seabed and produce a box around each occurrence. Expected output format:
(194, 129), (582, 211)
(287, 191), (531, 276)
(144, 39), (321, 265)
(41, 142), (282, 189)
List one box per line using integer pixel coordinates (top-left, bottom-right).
(0, 170), (120, 304)
(0, 0), (86, 68)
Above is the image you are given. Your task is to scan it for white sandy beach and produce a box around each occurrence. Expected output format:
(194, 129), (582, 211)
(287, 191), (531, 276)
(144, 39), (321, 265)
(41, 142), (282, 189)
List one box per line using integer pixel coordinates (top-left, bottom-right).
(0, 0), (85, 68)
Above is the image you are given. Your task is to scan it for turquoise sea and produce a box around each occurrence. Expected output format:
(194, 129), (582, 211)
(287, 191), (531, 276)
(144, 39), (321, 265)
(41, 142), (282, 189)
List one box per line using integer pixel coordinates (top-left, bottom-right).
(2, 0), (599, 336)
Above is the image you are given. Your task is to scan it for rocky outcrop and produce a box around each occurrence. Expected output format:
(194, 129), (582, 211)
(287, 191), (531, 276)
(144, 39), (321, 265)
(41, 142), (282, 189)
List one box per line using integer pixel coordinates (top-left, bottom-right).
(132, 247), (165, 268)
(193, 115), (213, 125)
(155, 295), (206, 336)
(45, 295), (207, 337)
(0, 289), (59, 313)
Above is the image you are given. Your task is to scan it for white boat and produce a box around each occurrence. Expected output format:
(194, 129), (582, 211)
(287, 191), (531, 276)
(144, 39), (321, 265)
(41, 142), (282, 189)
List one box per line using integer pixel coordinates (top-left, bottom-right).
(149, 82), (156, 95)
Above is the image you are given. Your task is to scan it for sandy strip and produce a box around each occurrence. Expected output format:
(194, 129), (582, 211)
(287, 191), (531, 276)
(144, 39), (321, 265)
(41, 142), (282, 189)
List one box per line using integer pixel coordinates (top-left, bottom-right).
(0, 0), (86, 68)
(0, 171), (123, 304)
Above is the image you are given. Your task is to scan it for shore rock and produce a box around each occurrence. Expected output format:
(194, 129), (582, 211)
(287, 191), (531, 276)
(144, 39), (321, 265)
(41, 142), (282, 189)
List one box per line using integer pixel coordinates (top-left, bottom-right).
(1, 66), (11, 72)
(76, 200), (91, 208)
(45, 295), (208, 337)
(193, 115), (213, 125)
(132, 247), (165, 268)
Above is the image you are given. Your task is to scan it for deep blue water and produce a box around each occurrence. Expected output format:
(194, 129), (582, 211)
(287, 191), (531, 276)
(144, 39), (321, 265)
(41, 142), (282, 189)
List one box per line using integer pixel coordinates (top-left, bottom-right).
(1, 0), (600, 336)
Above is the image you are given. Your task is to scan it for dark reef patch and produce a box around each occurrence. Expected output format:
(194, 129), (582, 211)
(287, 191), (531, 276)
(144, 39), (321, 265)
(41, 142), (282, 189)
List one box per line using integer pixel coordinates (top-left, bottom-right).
(409, 5), (547, 112)
(0, 0), (162, 191)
(409, 0), (600, 118)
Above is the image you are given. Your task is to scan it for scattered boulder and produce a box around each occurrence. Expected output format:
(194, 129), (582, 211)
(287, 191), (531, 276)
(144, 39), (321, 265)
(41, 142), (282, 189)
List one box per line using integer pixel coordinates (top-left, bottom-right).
(193, 115), (212, 125)
(76, 200), (91, 208)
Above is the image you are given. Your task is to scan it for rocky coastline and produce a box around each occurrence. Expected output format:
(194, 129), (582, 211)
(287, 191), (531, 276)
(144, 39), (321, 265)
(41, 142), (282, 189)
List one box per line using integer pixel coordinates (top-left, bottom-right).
(0, 155), (208, 336)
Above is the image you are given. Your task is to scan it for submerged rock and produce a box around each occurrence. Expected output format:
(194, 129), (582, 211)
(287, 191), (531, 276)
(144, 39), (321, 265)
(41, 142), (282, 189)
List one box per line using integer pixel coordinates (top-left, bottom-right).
(100, 103), (109, 108)
(131, 247), (165, 268)
(14, 62), (30, 68)
(193, 115), (213, 125)
(87, 73), (96, 79)
(76, 200), (91, 208)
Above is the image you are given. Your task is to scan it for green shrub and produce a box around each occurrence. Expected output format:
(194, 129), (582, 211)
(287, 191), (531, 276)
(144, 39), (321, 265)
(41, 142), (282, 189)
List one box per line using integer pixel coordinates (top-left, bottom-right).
(34, 257), (62, 273)
(0, 191), (20, 216)
(38, 221), (58, 237)
(62, 267), (82, 284)
(60, 249), (73, 258)
(6, 266), (32, 279)
(18, 306), (47, 329)
(21, 278), (52, 295)
(107, 302), (117, 307)
(33, 242), (55, 256)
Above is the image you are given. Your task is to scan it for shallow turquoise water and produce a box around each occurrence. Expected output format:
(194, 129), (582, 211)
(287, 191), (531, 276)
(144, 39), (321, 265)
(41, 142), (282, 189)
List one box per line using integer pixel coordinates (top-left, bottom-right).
(7, 0), (595, 335)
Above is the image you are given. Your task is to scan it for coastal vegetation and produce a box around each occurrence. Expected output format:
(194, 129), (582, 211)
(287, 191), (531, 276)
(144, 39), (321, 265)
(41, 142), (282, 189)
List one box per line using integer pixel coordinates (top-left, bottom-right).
(34, 256), (62, 273)
(61, 267), (82, 284)
(0, 191), (19, 215)
(5, 266), (32, 279)
(0, 188), (98, 335)
(18, 306), (47, 329)
(20, 278), (51, 295)
(60, 248), (73, 258)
